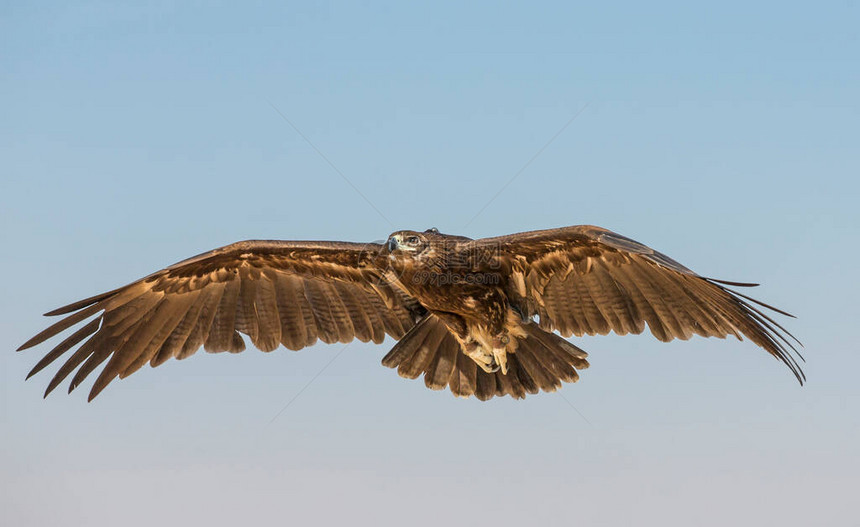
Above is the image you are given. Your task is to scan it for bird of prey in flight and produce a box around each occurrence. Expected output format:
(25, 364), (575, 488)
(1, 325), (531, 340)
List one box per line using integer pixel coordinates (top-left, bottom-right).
(18, 225), (803, 401)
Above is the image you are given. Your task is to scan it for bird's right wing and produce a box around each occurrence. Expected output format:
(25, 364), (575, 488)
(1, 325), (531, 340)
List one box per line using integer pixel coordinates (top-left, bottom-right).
(18, 240), (422, 400)
(469, 225), (804, 383)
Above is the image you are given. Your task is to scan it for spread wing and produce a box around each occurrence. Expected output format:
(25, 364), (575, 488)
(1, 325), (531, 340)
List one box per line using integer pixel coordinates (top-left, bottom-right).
(471, 225), (804, 383)
(18, 240), (422, 400)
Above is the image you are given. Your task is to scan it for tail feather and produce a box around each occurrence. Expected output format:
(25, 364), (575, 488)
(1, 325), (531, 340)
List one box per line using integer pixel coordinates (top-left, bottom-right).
(492, 359), (527, 399)
(423, 336), (458, 390)
(527, 328), (588, 380)
(451, 351), (478, 398)
(399, 320), (447, 379)
(475, 367), (497, 401)
(381, 315), (590, 400)
(515, 340), (563, 392)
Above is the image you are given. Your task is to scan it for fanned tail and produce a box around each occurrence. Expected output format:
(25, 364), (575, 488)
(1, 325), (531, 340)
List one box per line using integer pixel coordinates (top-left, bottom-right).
(382, 315), (589, 400)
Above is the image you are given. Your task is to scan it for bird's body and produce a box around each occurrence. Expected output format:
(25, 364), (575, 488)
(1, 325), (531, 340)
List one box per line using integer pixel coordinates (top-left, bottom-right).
(385, 230), (522, 373)
(17, 225), (803, 401)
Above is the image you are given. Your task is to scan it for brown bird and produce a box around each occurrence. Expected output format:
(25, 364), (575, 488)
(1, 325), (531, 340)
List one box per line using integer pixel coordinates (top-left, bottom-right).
(17, 225), (803, 401)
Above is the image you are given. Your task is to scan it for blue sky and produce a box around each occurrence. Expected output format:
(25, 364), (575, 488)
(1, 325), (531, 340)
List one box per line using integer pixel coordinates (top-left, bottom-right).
(2, 2), (858, 525)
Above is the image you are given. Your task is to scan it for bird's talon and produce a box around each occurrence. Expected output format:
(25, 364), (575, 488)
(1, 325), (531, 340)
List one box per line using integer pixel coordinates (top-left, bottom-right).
(492, 348), (509, 375)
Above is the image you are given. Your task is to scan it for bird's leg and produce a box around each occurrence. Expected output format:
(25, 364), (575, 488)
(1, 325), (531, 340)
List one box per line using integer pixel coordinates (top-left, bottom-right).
(461, 333), (510, 374)
(462, 340), (499, 373)
(460, 304), (517, 374)
(438, 313), (501, 373)
(485, 304), (511, 374)
(490, 334), (509, 375)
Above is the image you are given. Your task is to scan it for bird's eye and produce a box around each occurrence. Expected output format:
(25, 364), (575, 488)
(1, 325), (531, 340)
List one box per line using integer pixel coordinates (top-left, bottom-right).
(406, 236), (419, 245)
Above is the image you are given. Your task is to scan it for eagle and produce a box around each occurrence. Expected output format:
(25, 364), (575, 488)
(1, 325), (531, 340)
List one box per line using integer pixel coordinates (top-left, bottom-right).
(17, 225), (803, 401)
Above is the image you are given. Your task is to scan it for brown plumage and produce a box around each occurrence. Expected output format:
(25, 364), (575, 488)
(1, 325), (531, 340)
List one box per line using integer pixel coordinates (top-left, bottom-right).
(17, 225), (803, 401)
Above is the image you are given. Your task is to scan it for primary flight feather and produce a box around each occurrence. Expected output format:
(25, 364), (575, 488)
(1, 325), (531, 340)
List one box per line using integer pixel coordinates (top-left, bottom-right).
(18, 225), (803, 401)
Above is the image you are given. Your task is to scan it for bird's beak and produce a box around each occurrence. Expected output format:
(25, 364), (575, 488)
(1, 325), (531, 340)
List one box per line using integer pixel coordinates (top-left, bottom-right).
(387, 237), (398, 252)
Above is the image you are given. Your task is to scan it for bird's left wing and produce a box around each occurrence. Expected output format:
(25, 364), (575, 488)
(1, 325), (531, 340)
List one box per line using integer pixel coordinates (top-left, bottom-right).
(18, 240), (421, 400)
(468, 225), (804, 383)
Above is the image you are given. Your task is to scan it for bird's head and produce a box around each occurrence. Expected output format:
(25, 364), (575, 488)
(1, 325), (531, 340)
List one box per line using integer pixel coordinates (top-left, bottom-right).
(386, 229), (434, 256)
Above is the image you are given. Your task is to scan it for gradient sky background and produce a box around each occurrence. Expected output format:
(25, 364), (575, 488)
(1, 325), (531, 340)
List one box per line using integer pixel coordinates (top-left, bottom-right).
(2, 2), (858, 525)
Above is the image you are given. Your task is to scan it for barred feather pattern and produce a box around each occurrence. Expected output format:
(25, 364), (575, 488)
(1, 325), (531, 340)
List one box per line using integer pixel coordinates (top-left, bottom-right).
(382, 315), (590, 400)
(18, 225), (804, 403)
(471, 225), (804, 383)
(18, 241), (419, 401)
